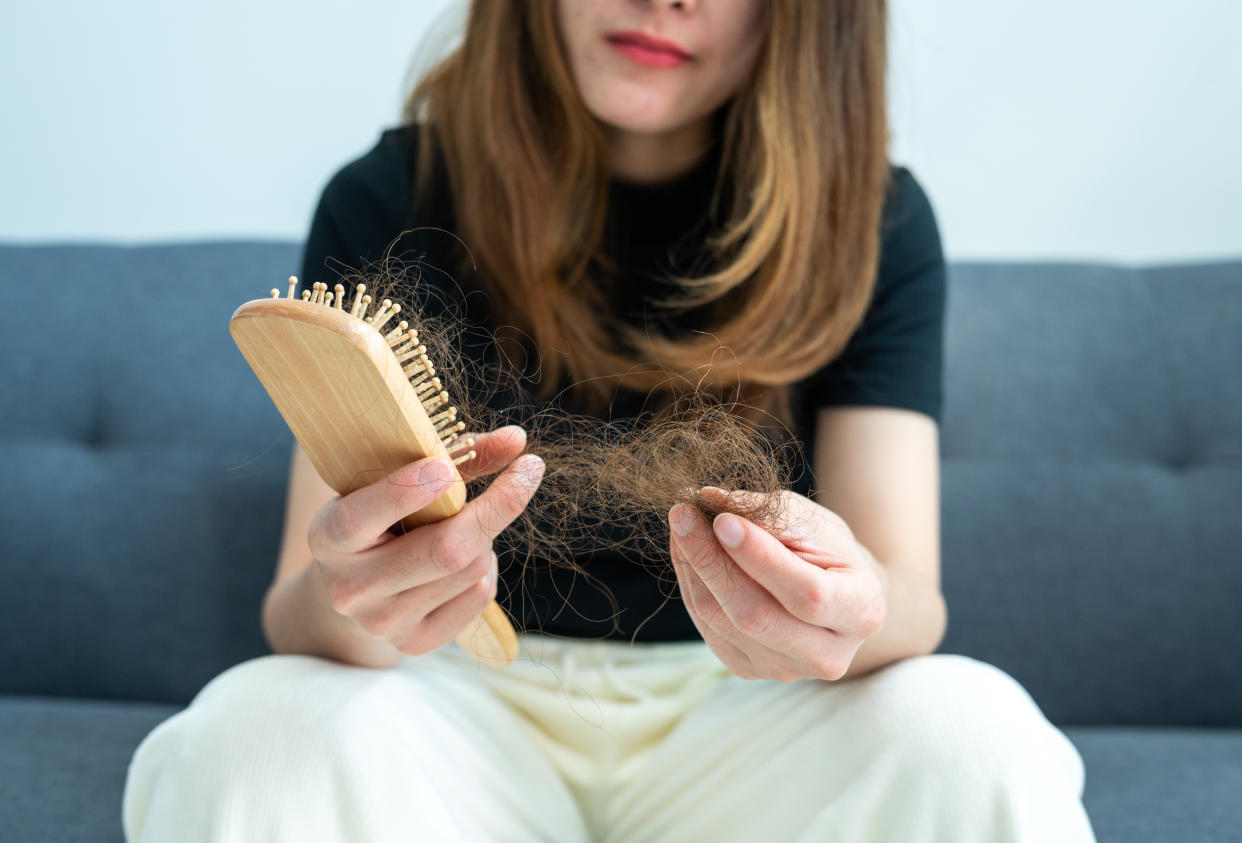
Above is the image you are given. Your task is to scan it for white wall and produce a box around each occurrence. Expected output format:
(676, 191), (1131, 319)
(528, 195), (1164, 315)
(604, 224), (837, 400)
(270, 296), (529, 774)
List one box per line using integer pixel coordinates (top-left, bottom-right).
(888, 0), (1242, 262)
(0, 0), (457, 243)
(2, 0), (1239, 263)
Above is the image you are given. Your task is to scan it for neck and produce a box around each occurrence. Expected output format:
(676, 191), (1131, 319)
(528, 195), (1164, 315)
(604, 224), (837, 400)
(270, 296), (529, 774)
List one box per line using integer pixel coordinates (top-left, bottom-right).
(604, 116), (714, 185)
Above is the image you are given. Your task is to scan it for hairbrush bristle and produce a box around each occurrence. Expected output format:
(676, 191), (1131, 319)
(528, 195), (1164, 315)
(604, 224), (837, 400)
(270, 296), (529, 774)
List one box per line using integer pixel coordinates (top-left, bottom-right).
(282, 275), (477, 468)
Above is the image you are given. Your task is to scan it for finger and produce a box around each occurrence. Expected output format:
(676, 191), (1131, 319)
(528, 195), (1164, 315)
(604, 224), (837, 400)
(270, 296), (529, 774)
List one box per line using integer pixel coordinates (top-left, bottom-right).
(348, 548), (492, 639)
(389, 453), (544, 586)
(709, 511), (851, 631)
(670, 544), (760, 679)
(456, 425), (527, 483)
(406, 559), (498, 656)
(711, 502), (880, 638)
(312, 456), (457, 555)
(700, 486), (851, 562)
(672, 540), (805, 681)
(671, 503), (837, 662)
(679, 560), (816, 682)
(392, 548), (496, 623)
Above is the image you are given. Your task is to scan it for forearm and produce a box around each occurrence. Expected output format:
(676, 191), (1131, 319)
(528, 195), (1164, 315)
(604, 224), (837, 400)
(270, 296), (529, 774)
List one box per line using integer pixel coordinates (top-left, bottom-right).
(839, 543), (947, 681)
(261, 560), (405, 670)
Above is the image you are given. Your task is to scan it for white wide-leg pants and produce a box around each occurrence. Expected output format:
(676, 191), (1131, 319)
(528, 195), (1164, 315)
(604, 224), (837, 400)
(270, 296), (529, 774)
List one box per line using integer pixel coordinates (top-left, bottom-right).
(122, 633), (1096, 842)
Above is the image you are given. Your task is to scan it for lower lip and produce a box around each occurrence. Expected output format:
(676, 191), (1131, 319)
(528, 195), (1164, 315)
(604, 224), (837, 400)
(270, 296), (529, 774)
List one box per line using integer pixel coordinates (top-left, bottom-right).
(607, 39), (690, 68)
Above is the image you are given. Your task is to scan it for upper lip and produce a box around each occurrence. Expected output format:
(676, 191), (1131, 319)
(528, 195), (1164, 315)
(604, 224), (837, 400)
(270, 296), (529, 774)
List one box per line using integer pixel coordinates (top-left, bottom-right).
(605, 30), (693, 60)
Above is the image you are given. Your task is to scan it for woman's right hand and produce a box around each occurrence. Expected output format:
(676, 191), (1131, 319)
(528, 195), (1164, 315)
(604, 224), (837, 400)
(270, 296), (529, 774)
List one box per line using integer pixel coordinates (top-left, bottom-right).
(305, 425), (542, 657)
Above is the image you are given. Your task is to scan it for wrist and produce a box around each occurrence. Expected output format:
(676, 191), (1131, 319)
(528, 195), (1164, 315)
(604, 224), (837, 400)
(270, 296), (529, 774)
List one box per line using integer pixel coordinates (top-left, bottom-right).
(264, 561), (405, 669)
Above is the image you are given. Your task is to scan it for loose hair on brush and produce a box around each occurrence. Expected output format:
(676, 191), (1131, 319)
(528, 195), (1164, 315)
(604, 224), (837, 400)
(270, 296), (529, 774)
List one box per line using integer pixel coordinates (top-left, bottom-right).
(400, 0), (892, 430)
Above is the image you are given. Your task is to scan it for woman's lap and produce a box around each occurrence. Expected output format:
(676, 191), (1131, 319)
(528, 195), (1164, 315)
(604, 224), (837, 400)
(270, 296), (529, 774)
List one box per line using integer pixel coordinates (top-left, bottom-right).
(123, 637), (1095, 842)
(122, 650), (589, 842)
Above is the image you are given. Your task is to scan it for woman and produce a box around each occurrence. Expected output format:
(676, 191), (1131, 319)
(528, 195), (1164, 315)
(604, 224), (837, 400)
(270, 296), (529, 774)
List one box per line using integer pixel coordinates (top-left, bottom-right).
(123, 1), (1096, 840)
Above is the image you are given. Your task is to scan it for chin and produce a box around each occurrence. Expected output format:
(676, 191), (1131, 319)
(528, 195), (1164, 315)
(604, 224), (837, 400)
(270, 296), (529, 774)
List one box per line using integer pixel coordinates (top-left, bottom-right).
(596, 111), (685, 136)
(586, 86), (691, 136)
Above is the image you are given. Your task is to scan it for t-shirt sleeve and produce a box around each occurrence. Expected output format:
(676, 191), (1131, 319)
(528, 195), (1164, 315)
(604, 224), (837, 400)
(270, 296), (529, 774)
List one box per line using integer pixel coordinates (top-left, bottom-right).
(800, 166), (947, 423)
(299, 177), (352, 289)
(297, 130), (417, 291)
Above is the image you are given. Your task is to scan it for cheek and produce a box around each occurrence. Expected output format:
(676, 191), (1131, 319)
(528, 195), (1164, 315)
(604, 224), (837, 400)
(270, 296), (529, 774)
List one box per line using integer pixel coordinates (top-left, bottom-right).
(557, 3), (619, 108)
(691, 5), (765, 109)
(557, 2), (587, 64)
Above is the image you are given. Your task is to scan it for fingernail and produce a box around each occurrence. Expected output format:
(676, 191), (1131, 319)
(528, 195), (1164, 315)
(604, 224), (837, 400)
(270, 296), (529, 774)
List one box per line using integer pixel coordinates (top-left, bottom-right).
(669, 504), (696, 537)
(515, 454), (545, 490)
(416, 458), (453, 489)
(713, 513), (745, 548)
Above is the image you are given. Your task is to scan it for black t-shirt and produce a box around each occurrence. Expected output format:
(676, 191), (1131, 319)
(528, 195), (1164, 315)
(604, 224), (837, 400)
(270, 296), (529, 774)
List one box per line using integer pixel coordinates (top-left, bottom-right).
(299, 124), (946, 642)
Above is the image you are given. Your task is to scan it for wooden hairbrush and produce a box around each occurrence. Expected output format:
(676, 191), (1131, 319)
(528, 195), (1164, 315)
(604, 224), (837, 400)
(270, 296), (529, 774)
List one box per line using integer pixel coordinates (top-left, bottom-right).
(229, 275), (519, 667)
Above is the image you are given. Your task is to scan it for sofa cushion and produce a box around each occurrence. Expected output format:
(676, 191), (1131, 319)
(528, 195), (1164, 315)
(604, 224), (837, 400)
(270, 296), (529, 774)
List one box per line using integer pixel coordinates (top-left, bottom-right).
(0, 695), (1235, 843)
(0, 694), (180, 843)
(1065, 726), (1242, 843)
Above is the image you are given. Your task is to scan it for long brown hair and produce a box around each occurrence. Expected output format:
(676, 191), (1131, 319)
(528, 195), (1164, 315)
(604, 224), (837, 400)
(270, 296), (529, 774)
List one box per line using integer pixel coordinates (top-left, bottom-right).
(402, 0), (890, 431)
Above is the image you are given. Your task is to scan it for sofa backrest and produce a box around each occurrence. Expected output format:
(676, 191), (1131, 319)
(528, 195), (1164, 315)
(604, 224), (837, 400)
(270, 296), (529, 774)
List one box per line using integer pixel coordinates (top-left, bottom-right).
(1, 243), (1238, 725)
(0, 243), (293, 704)
(938, 261), (1242, 726)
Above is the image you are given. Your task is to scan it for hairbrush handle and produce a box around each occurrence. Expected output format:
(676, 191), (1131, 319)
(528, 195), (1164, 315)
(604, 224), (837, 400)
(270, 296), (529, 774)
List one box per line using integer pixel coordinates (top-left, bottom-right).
(229, 279), (519, 667)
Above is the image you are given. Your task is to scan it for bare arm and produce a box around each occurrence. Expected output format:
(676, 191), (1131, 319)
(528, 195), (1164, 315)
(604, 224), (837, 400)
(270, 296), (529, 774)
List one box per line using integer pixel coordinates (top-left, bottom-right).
(810, 406), (947, 679)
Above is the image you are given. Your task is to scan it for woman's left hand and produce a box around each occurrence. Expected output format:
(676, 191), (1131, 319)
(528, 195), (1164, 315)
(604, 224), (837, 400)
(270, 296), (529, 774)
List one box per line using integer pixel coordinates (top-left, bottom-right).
(668, 489), (888, 682)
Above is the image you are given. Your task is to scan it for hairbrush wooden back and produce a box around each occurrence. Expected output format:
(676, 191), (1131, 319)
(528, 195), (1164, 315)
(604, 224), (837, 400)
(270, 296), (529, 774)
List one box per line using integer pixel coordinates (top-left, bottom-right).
(229, 276), (518, 667)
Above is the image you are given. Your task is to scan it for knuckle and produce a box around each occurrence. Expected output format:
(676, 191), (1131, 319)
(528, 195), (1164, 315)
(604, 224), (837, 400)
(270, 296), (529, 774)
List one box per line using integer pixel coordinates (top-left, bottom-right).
(395, 630), (433, 657)
(798, 583), (832, 622)
(305, 516), (329, 560)
(323, 574), (364, 616)
(306, 537), (329, 568)
(467, 576), (494, 605)
(430, 529), (472, 573)
(733, 664), (758, 680)
(332, 495), (366, 545)
(697, 597), (725, 627)
(355, 607), (393, 639)
(708, 606), (733, 632)
(737, 604), (776, 636)
(859, 597), (887, 635)
(811, 654), (849, 681)
(465, 551), (494, 580)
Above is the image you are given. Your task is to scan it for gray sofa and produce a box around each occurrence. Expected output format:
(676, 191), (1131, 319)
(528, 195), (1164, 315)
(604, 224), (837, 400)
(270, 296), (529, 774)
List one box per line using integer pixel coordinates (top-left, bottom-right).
(1, 241), (1239, 842)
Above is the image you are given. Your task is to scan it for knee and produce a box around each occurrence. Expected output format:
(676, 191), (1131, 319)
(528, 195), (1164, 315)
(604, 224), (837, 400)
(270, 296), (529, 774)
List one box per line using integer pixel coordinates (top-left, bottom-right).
(130, 655), (423, 791)
(845, 654), (1085, 795)
(124, 655), (464, 840)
